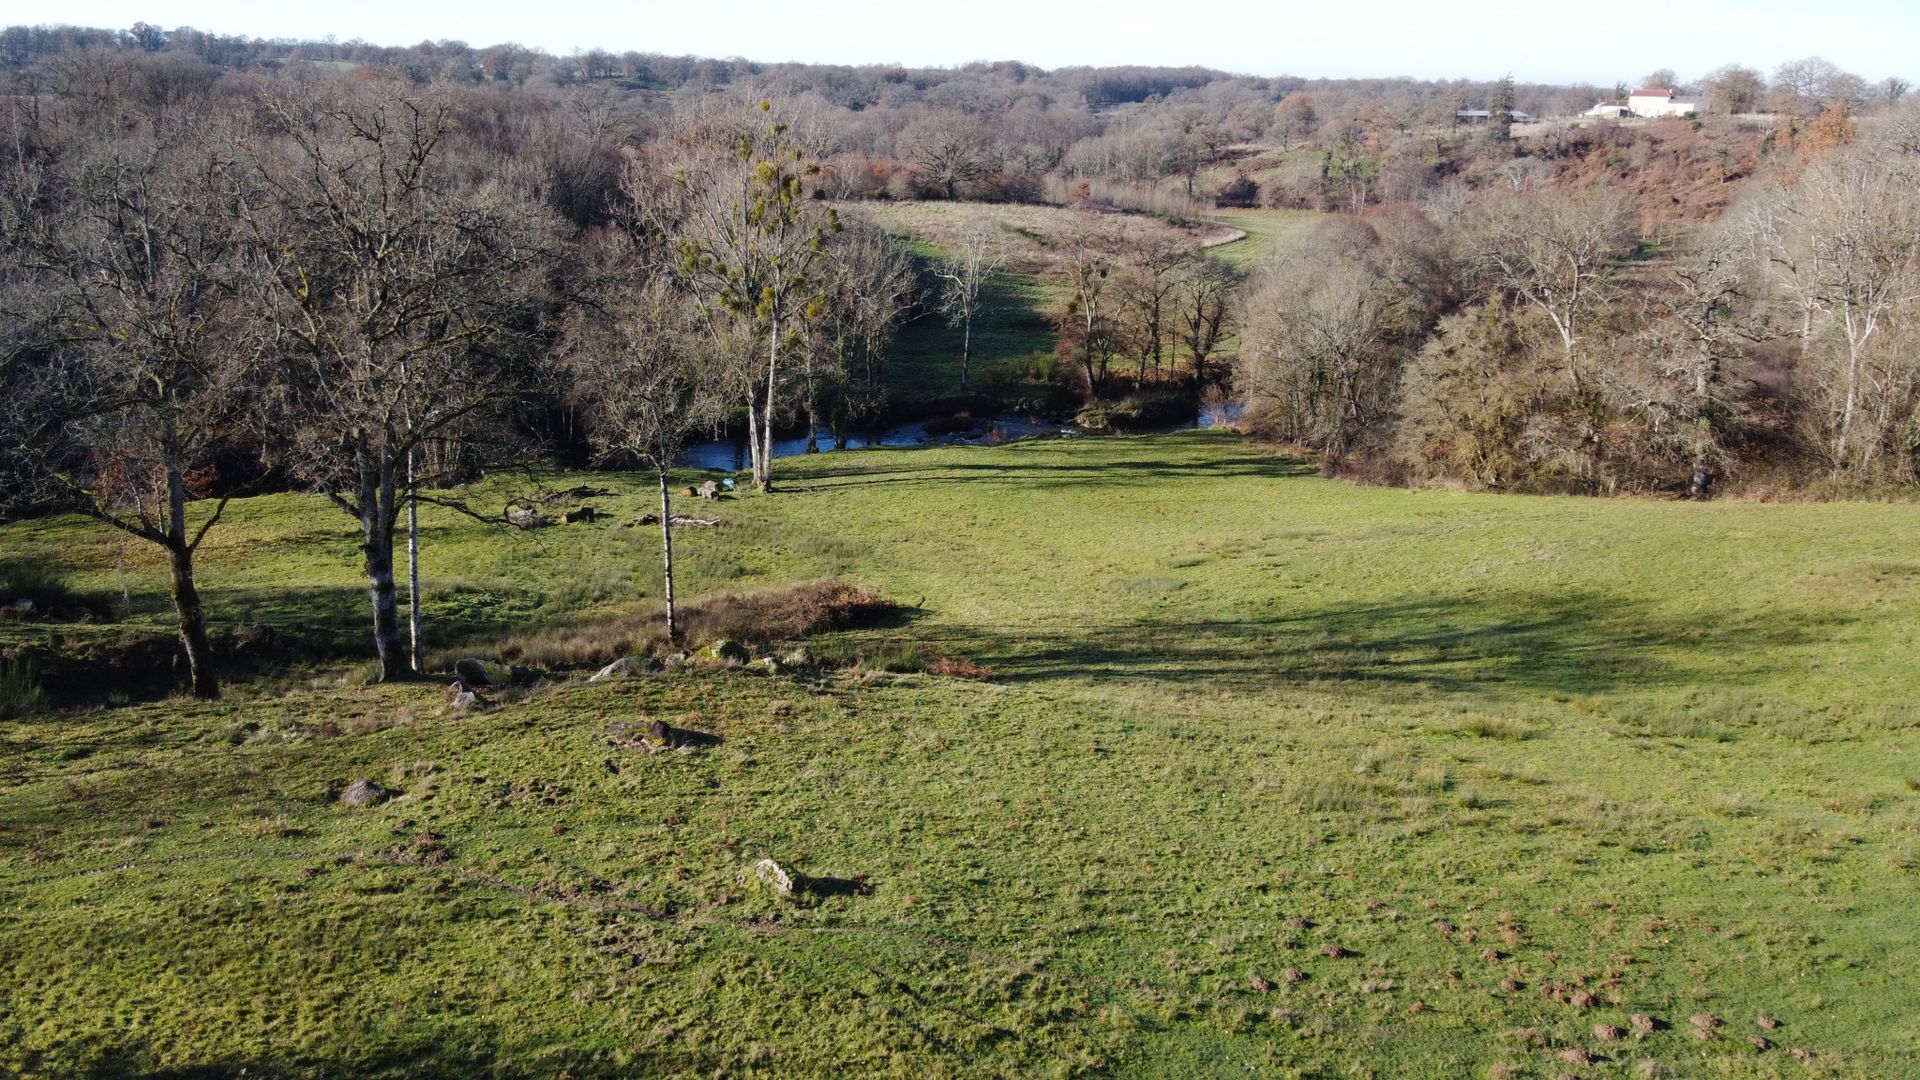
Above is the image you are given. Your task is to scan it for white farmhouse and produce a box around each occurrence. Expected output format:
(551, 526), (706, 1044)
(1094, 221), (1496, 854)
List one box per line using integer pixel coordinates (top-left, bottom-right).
(1624, 87), (1698, 117)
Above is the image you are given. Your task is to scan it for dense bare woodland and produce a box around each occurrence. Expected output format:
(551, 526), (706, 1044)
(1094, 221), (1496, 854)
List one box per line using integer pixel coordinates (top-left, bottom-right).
(2, 24), (1919, 690)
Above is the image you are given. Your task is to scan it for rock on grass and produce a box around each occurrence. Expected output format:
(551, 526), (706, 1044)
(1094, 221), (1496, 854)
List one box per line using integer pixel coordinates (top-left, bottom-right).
(752, 858), (796, 899)
(339, 779), (389, 808)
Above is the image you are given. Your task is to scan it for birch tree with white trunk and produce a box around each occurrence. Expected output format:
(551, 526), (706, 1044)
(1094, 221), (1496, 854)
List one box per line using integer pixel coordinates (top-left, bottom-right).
(564, 242), (723, 644)
(933, 214), (1003, 392)
(647, 101), (838, 493)
(240, 83), (555, 680)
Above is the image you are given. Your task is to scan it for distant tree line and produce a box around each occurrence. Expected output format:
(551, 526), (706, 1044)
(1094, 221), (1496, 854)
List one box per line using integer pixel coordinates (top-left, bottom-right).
(5, 25), (1908, 216)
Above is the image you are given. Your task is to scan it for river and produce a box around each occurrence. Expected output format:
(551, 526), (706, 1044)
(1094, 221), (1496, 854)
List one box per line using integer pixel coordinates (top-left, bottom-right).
(677, 406), (1242, 471)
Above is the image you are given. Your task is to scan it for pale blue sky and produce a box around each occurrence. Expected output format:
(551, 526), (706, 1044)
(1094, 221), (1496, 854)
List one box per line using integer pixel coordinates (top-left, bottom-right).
(12, 0), (1915, 84)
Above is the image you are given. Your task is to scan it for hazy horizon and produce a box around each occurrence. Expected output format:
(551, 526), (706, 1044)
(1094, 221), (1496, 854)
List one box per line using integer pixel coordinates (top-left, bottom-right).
(16, 0), (1918, 86)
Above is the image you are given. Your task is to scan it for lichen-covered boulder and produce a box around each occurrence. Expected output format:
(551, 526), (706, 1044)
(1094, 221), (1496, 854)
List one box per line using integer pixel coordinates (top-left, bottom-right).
(453, 658), (513, 689)
(698, 639), (749, 666)
(590, 656), (662, 682)
(339, 779), (390, 808)
(751, 858), (796, 899)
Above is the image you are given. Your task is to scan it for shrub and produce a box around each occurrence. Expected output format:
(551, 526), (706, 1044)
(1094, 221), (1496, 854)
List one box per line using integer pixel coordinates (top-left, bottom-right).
(1394, 306), (1551, 489)
(1214, 173), (1261, 208)
(489, 580), (896, 671)
(0, 658), (47, 718)
(1077, 387), (1197, 432)
(925, 656), (992, 680)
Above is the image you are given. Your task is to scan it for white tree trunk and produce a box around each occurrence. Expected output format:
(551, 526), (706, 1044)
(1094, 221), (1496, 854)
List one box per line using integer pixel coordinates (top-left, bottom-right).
(658, 467), (677, 642)
(759, 305), (779, 491)
(406, 446), (422, 673)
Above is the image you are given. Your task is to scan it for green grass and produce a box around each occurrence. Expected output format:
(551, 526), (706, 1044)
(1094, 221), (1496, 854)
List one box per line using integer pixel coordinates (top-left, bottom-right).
(887, 263), (1063, 406)
(849, 200), (1318, 404)
(4, 432), (1920, 1076)
(1205, 208), (1324, 272)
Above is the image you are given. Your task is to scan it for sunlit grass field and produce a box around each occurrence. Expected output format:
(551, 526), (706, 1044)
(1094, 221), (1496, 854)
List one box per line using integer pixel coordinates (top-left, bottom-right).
(846, 202), (1318, 403)
(3, 432), (1918, 1077)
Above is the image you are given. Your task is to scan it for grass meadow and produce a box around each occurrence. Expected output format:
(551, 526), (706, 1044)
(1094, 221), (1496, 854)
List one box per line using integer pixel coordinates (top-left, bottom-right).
(3, 432), (1918, 1076)
(843, 202), (1316, 403)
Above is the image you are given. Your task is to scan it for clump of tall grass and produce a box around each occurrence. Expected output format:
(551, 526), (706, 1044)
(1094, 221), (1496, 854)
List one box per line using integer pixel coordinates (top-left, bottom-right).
(1455, 716), (1534, 740)
(0, 657), (48, 718)
(1290, 773), (1377, 813)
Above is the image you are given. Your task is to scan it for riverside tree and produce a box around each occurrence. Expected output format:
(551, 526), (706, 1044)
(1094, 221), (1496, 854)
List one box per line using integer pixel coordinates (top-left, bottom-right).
(1742, 134), (1920, 476)
(1060, 224), (1117, 394)
(1237, 223), (1417, 463)
(1642, 229), (1755, 496)
(1463, 187), (1635, 390)
(932, 214), (1004, 392)
(654, 100), (838, 493)
(1115, 234), (1194, 387)
(811, 220), (916, 447)
(1170, 253), (1237, 382)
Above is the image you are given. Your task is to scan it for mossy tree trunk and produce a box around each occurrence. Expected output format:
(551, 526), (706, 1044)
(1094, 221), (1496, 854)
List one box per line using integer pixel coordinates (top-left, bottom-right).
(356, 449), (408, 682)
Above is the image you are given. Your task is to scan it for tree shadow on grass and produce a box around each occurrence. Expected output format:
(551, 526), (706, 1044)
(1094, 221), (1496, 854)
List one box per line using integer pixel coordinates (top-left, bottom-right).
(904, 588), (1846, 702)
(22, 579), (546, 704)
(786, 439), (1311, 493)
(67, 1036), (661, 1079)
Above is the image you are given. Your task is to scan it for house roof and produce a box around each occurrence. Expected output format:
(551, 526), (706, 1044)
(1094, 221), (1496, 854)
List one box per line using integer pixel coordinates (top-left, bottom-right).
(1631, 88), (1673, 97)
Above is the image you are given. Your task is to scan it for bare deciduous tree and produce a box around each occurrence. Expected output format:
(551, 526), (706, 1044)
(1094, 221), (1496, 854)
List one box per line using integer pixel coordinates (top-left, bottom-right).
(1059, 225), (1117, 395)
(1115, 235), (1195, 387)
(1602, 230), (1756, 496)
(1742, 143), (1920, 473)
(3, 123), (252, 698)
(241, 83), (556, 680)
(933, 214), (1004, 392)
(902, 112), (993, 201)
(1702, 64), (1766, 115)
(1272, 92), (1317, 151)
(1170, 252), (1237, 383)
(565, 246), (723, 643)
(1238, 250), (1413, 463)
(1464, 187), (1635, 386)
(651, 100), (839, 493)
(814, 221), (915, 446)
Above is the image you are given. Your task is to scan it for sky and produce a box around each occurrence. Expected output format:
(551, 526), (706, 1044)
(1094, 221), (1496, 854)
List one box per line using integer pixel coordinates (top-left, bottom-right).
(10, 0), (1916, 85)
